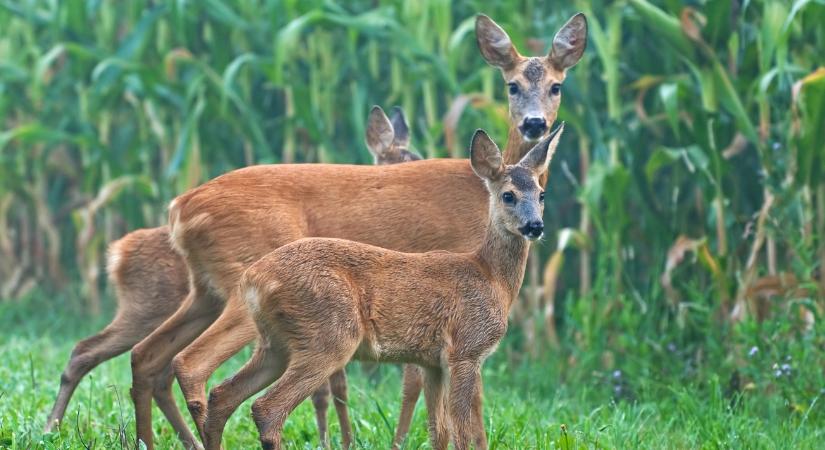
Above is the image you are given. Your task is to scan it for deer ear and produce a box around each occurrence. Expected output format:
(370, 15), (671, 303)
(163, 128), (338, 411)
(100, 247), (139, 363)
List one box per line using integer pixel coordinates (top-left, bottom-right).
(366, 106), (398, 162)
(548, 13), (587, 71)
(518, 122), (564, 176)
(476, 14), (520, 70)
(470, 129), (504, 181)
(389, 106), (410, 149)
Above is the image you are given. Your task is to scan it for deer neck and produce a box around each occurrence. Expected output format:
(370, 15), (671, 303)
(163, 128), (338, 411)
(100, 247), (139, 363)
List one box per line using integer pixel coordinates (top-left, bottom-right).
(503, 126), (549, 187)
(474, 202), (531, 313)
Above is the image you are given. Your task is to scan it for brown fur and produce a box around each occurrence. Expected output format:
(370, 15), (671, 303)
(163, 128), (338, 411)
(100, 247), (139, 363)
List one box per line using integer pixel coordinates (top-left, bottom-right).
(128, 14), (587, 450)
(44, 227), (201, 447)
(204, 127), (564, 450)
(44, 108), (413, 449)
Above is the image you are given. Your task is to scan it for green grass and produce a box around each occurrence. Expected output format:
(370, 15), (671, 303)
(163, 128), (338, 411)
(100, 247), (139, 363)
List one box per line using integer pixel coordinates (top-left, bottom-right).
(1, 292), (823, 449)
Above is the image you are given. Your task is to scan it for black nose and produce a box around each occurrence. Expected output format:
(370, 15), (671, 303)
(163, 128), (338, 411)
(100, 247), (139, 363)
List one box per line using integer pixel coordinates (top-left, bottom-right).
(520, 220), (544, 238)
(522, 117), (547, 137)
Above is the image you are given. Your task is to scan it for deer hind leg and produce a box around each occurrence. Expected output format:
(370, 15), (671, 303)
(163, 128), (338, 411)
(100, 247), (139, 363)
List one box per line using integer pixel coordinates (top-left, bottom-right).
(173, 300), (258, 441)
(251, 350), (353, 450)
(447, 360), (486, 450)
(131, 285), (224, 450)
(422, 366), (449, 450)
(308, 369), (353, 450)
(45, 320), (137, 432)
(392, 364), (424, 449)
(152, 361), (203, 450)
(203, 341), (288, 450)
(310, 380), (331, 448)
(329, 368), (353, 449)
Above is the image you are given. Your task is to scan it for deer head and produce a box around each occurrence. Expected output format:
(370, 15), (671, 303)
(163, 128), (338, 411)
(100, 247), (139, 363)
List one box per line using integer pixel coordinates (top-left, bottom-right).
(365, 105), (422, 165)
(476, 14), (586, 142)
(470, 123), (564, 240)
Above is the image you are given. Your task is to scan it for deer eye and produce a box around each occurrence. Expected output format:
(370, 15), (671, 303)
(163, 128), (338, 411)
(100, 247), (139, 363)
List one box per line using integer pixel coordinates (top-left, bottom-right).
(550, 83), (561, 96)
(508, 83), (519, 95)
(502, 192), (516, 204)
(539, 191), (546, 201)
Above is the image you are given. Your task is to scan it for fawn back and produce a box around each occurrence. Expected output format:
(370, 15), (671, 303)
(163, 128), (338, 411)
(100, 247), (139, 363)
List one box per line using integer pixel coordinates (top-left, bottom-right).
(232, 126), (564, 450)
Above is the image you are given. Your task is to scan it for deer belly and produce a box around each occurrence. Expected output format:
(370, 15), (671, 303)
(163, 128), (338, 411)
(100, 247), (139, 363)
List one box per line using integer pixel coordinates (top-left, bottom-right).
(352, 336), (442, 366)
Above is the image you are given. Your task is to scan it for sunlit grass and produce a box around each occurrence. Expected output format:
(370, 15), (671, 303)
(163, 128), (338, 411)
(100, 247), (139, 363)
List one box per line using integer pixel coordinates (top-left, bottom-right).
(1, 293), (823, 449)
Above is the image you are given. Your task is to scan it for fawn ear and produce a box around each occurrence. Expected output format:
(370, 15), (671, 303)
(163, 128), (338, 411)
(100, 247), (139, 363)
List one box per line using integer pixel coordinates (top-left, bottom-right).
(518, 122), (564, 176)
(470, 129), (504, 181)
(476, 14), (520, 70)
(548, 13), (587, 71)
(389, 106), (410, 150)
(366, 106), (398, 162)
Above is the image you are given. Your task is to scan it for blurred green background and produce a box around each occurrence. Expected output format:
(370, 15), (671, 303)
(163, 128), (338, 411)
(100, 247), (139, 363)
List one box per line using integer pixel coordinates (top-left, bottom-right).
(1, 0), (825, 447)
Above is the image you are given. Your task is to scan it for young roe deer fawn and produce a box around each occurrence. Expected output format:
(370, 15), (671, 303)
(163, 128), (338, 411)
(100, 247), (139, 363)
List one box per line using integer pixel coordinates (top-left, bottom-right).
(129, 13), (586, 449)
(43, 106), (417, 448)
(204, 125), (564, 450)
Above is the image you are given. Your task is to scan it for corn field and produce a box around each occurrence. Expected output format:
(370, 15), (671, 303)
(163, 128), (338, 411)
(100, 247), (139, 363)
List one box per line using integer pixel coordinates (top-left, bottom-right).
(1, 0), (824, 353)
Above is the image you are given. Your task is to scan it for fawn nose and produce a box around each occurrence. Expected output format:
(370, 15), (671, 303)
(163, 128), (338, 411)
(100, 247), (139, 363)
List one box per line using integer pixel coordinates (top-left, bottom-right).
(520, 220), (544, 239)
(522, 117), (547, 139)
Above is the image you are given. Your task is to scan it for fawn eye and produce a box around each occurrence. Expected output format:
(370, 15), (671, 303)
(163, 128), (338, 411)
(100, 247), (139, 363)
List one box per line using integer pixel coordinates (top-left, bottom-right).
(502, 192), (516, 204)
(508, 83), (519, 95)
(539, 191), (546, 201)
(550, 83), (561, 96)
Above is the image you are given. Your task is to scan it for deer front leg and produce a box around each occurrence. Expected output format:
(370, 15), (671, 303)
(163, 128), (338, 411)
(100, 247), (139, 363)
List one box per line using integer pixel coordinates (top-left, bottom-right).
(172, 301), (257, 441)
(447, 359), (486, 450)
(422, 366), (449, 450)
(392, 364), (424, 449)
(131, 287), (224, 450)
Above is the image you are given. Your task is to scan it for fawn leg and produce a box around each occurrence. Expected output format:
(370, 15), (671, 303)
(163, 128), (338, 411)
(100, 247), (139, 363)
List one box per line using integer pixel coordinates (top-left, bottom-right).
(173, 301), (257, 440)
(447, 360), (486, 450)
(45, 321), (138, 432)
(203, 342), (287, 450)
(131, 286), (224, 450)
(252, 353), (351, 450)
(310, 381), (331, 448)
(392, 364), (424, 449)
(329, 369), (353, 449)
(422, 366), (450, 450)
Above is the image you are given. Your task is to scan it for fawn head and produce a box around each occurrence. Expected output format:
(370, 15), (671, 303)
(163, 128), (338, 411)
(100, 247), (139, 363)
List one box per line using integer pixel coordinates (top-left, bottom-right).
(366, 105), (422, 165)
(470, 123), (564, 240)
(476, 13), (586, 141)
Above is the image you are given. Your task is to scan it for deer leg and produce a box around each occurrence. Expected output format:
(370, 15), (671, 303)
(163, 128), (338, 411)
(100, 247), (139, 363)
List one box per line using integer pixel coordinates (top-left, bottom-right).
(422, 366), (449, 450)
(251, 353), (348, 450)
(329, 368), (353, 449)
(392, 364), (424, 449)
(131, 286), (224, 450)
(447, 360), (486, 450)
(203, 342), (287, 450)
(45, 321), (137, 432)
(173, 302), (257, 441)
(152, 361), (203, 450)
(310, 380), (331, 448)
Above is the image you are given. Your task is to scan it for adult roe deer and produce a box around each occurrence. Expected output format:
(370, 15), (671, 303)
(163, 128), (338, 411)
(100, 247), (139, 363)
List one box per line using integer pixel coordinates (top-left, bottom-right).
(204, 125), (564, 450)
(129, 13), (587, 449)
(43, 106), (417, 448)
